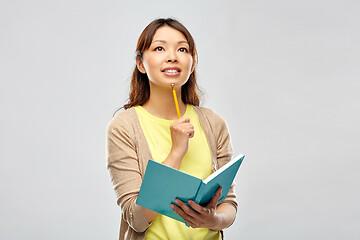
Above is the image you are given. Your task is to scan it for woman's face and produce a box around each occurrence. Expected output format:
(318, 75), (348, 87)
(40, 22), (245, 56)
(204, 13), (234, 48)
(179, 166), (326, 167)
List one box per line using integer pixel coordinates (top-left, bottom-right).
(137, 26), (194, 89)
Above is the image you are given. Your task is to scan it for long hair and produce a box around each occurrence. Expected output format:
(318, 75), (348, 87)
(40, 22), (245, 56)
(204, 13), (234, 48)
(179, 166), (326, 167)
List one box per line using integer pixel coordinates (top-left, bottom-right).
(118, 18), (201, 113)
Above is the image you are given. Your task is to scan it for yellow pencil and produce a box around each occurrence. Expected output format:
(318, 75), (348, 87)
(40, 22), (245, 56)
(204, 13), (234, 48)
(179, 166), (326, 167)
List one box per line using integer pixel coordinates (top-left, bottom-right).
(171, 84), (181, 119)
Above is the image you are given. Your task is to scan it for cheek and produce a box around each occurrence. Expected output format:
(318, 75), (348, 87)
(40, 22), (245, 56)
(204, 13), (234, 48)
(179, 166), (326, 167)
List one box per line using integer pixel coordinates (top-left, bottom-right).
(188, 58), (194, 72)
(143, 55), (161, 71)
(181, 55), (193, 71)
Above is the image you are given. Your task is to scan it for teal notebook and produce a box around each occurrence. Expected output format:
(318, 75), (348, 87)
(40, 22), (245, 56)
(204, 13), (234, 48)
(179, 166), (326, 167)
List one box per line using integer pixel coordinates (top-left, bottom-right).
(136, 154), (245, 223)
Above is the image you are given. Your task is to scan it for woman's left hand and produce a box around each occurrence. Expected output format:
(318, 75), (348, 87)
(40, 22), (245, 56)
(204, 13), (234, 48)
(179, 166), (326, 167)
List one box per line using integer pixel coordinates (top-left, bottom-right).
(170, 186), (223, 229)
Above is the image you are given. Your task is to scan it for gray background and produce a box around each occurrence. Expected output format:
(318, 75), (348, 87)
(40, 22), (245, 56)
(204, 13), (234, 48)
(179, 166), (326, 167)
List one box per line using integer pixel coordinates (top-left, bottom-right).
(1, 0), (359, 239)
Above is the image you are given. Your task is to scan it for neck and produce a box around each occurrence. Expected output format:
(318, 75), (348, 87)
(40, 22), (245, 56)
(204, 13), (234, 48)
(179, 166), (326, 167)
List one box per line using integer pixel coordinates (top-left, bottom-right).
(141, 84), (186, 120)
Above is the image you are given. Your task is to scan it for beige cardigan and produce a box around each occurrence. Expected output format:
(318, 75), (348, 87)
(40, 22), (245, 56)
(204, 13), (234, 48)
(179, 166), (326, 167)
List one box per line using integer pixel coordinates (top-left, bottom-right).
(106, 106), (237, 240)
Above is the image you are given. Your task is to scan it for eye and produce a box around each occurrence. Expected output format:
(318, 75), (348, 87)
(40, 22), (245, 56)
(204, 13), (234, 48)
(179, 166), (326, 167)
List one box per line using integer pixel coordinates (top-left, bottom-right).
(154, 46), (164, 51)
(178, 47), (188, 53)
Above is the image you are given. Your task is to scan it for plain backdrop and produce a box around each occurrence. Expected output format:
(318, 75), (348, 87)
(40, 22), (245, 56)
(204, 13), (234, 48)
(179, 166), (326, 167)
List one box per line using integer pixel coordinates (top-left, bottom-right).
(1, 0), (359, 239)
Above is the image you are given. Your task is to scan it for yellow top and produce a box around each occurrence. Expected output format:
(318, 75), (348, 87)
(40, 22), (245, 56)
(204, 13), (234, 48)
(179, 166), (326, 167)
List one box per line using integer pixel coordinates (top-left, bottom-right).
(134, 104), (220, 240)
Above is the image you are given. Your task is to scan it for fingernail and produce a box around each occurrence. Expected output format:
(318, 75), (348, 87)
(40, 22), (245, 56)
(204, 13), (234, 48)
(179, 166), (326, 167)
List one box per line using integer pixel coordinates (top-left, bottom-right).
(175, 199), (179, 204)
(170, 204), (174, 209)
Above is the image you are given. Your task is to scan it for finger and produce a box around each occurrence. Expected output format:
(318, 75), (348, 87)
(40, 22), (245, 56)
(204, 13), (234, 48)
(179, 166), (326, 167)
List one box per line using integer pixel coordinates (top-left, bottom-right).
(174, 118), (189, 125)
(189, 128), (195, 138)
(184, 124), (194, 131)
(186, 218), (200, 229)
(188, 200), (210, 215)
(206, 186), (223, 209)
(180, 127), (194, 138)
(171, 204), (187, 220)
(175, 199), (200, 218)
(172, 122), (193, 132)
(177, 117), (190, 123)
(187, 128), (195, 138)
(171, 203), (196, 225)
(180, 123), (193, 130)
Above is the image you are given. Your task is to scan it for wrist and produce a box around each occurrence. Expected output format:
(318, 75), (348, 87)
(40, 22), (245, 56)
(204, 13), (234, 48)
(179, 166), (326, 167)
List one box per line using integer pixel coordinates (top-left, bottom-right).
(170, 146), (186, 159)
(211, 213), (222, 231)
(209, 213), (222, 231)
(162, 150), (184, 169)
(210, 203), (236, 231)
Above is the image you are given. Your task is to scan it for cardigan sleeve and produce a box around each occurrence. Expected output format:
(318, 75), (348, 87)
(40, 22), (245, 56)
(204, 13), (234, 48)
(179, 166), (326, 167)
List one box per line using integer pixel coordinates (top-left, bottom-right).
(214, 113), (238, 211)
(106, 116), (151, 233)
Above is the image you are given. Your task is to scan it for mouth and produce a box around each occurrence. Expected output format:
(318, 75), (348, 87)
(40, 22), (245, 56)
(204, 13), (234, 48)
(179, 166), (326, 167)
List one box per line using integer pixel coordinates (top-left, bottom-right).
(163, 69), (180, 73)
(162, 67), (181, 76)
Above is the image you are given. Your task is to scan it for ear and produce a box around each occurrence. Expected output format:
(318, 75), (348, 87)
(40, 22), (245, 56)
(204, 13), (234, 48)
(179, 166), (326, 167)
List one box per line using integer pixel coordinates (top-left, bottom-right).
(190, 61), (196, 74)
(190, 59), (197, 74)
(136, 58), (146, 74)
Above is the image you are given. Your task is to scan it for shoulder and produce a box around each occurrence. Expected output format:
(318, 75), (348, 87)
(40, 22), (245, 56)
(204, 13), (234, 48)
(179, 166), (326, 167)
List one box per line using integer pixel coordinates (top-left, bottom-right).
(106, 107), (137, 135)
(193, 106), (228, 128)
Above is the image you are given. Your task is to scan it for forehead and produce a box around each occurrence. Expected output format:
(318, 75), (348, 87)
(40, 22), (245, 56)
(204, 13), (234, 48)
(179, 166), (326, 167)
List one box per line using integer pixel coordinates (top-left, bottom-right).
(152, 26), (188, 44)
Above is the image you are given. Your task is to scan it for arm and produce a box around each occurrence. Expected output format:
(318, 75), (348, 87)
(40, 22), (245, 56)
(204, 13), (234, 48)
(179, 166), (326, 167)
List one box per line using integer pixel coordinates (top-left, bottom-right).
(107, 117), (152, 232)
(214, 112), (238, 213)
(162, 117), (194, 169)
(143, 117), (195, 223)
(211, 202), (237, 231)
(171, 111), (238, 229)
(108, 115), (195, 227)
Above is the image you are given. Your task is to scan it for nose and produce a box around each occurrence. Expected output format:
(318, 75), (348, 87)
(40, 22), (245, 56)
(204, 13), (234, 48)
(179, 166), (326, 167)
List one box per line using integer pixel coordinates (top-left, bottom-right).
(166, 50), (178, 63)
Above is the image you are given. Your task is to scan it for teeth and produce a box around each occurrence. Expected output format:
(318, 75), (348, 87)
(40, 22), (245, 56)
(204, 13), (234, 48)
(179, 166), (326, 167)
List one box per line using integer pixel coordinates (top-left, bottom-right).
(164, 69), (179, 73)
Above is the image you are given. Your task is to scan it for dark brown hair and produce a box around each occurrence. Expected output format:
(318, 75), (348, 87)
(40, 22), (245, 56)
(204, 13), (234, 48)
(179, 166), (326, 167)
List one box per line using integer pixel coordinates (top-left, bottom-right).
(118, 18), (201, 112)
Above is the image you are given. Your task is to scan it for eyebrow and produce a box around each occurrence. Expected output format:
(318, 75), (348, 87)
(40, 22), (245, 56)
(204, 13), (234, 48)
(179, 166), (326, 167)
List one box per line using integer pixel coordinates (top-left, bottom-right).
(152, 40), (189, 45)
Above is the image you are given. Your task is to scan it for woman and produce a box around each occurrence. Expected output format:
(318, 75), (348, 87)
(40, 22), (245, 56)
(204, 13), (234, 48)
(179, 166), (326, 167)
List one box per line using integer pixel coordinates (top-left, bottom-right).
(107, 18), (237, 240)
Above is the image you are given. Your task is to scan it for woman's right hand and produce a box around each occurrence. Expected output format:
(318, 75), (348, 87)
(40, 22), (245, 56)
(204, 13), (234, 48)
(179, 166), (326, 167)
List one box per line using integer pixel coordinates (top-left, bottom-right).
(164, 117), (194, 169)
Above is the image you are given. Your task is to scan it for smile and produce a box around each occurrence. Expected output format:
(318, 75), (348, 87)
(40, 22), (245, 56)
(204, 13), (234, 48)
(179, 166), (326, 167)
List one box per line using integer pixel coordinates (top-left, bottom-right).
(162, 67), (181, 76)
(163, 69), (180, 73)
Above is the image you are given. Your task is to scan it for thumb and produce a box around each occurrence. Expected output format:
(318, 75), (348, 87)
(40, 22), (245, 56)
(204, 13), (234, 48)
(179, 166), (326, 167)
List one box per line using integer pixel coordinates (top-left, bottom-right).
(206, 186), (223, 209)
